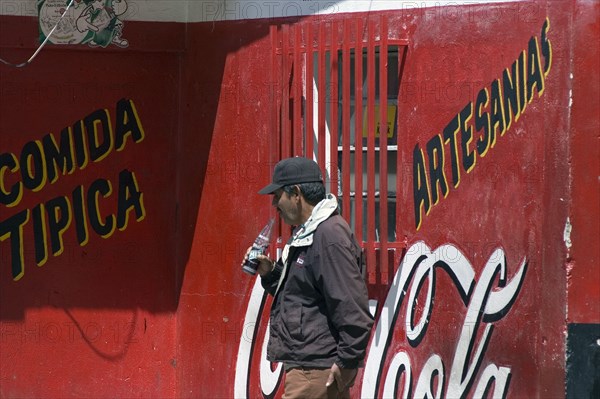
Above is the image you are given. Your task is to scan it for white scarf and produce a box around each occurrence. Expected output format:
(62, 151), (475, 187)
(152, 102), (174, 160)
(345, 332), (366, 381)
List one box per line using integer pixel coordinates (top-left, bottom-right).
(274, 194), (338, 295)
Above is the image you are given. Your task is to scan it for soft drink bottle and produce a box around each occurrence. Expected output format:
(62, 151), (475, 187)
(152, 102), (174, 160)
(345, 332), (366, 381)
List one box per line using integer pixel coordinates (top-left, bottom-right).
(242, 218), (275, 275)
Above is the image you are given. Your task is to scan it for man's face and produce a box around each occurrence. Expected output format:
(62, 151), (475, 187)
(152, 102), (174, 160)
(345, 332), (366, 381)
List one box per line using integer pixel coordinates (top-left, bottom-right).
(272, 188), (302, 226)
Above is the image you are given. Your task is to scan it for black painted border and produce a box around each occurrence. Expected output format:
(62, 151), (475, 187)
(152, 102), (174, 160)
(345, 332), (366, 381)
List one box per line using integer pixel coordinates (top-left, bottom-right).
(566, 323), (600, 399)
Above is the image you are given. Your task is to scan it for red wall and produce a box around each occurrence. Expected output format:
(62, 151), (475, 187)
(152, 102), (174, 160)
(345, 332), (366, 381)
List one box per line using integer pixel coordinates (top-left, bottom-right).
(174, 18), (276, 397)
(569, 0), (600, 324)
(1, 1), (598, 398)
(0, 18), (185, 398)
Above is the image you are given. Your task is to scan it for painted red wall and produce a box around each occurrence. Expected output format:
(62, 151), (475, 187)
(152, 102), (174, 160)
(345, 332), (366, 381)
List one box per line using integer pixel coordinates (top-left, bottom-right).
(175, 3), (577, 398)
(0, 17), (184, 398)
(174, 18), (277, 397)
(569, 0), (600, 324)
(1, 1), (598, 398)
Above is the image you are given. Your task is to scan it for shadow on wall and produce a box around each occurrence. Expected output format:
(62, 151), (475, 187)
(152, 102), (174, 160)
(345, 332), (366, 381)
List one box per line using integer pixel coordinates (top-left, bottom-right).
(0, 14), (283, 320)
(0, 0), (354, 320)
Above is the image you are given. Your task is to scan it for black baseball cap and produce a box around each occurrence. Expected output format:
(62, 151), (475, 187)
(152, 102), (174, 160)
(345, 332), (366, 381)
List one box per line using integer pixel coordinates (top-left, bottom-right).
(259, 157), (324, 194)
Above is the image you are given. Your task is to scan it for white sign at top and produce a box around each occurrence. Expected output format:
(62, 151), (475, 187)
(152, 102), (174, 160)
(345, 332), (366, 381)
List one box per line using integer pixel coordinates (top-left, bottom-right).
(2, 0), (527, 23)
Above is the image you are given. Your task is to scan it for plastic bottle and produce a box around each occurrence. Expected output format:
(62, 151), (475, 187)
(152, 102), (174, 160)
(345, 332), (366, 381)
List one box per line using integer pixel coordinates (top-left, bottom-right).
(242, 218), (275, 275)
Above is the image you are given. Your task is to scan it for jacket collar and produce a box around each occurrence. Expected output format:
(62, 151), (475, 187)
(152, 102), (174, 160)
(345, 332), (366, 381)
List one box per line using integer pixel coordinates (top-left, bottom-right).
(275, 194), (338, 296)
(290, 194), (338, 248)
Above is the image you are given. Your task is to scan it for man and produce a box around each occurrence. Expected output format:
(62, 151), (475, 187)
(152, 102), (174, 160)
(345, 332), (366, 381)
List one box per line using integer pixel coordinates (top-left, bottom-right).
(249, 157), (373, 398)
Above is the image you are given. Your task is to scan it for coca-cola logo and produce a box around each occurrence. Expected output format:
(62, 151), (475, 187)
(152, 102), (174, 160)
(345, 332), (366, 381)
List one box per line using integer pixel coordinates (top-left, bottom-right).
(235, 241), (527, 398)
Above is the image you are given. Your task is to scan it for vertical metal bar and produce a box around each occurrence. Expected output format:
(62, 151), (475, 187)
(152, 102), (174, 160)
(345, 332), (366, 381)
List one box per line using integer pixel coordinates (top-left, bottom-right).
(306, 23), (314, 160)
(271, 25), (283, 242)
(330, 21), (339, 199)
(270, 25), (279, 161)
(318, 23), (326, 170)
(396, 45), (408, 248)
(354, 18), (364, 245)
(293, 24), (303, 156)
(379, 15), (389, 284)
(281, 24), (291, 159)
(342, 19), (351, 222)
(366, 19), (376, 284)
(387, 248), (395, 286)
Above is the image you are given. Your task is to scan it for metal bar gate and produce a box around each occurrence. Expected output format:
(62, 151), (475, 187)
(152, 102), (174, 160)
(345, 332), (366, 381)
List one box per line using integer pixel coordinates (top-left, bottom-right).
(270, 15), (408, 287)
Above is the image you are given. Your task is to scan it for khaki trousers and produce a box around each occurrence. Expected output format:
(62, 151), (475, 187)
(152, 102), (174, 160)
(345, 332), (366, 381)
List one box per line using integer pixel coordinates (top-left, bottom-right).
(282, 368), (351, 399)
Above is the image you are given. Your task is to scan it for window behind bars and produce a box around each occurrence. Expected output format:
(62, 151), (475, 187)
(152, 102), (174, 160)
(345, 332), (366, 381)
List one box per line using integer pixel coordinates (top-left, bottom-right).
(270, 16), (408, 285)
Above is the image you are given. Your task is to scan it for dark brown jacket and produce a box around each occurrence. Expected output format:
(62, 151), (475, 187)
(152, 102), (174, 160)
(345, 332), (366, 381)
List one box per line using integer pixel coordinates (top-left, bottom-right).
(261, 213), (374, 369)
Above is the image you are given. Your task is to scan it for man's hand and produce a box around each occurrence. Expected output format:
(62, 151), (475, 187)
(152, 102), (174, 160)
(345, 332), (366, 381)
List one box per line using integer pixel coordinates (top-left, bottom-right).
(242, 247), (274, 277)
(325, 363), (357, 391)
(255, 254), (274, 276)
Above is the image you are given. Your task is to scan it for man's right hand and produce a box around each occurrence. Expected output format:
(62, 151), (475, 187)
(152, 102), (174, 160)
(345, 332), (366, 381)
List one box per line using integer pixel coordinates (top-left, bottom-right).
(243, 247), (274, 277)
(326, 363), (357, 392)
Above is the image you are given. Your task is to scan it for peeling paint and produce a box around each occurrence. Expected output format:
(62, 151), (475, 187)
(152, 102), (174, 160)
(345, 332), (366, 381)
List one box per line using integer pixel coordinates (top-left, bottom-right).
(564, 217), (573, 251)
(569, 89), (573, 107)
